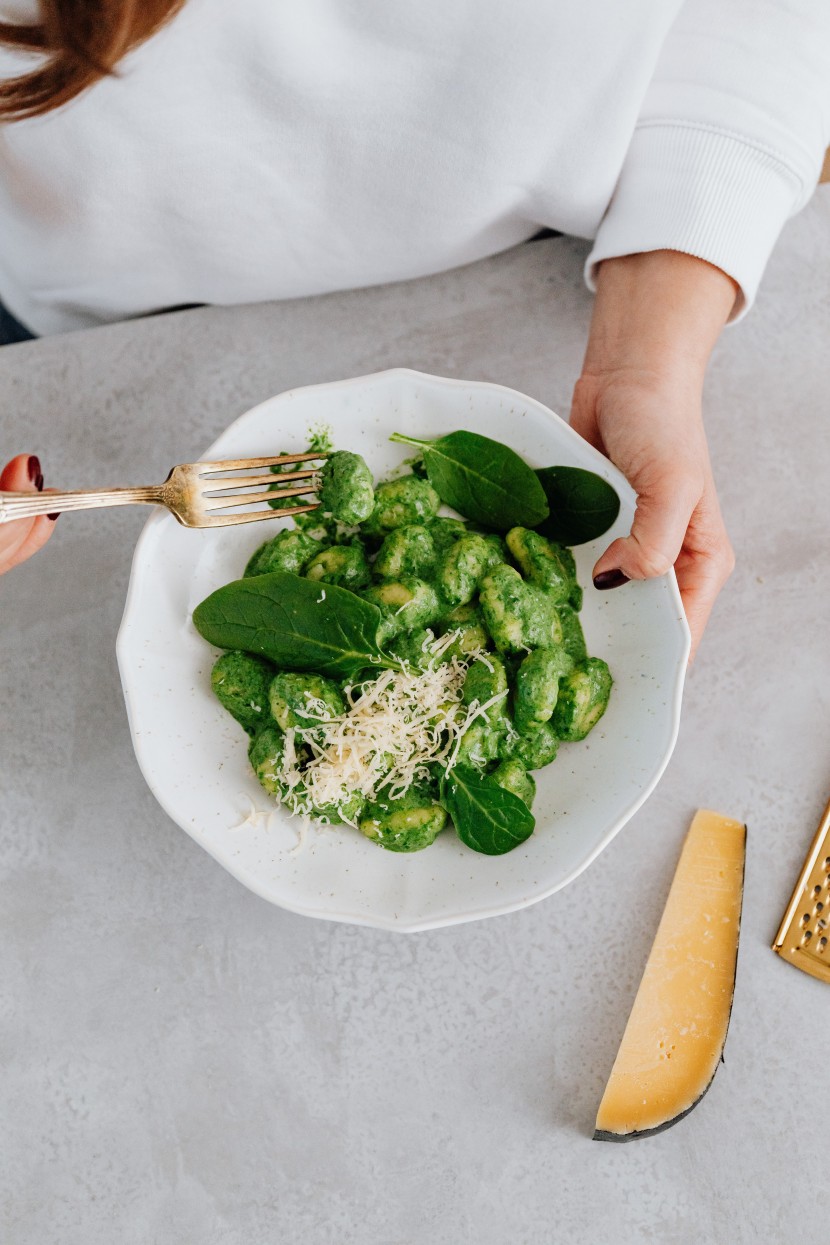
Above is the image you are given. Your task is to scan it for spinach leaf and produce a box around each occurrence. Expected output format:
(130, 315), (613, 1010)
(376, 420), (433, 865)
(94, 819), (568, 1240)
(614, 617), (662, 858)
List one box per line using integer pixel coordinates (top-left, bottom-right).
(390, 430), (548, 531)
(535, 466), (620, 545)
(193, 571), (395, 679)
(441, 765), (535, 855)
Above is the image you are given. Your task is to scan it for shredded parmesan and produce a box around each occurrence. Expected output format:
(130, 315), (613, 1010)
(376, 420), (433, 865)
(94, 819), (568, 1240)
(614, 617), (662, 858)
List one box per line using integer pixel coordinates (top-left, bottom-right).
(264, 632), (503, 825)
(229, 793), (275, 831)
(287, 815), (312, 856)
(444, 688), (509, 773)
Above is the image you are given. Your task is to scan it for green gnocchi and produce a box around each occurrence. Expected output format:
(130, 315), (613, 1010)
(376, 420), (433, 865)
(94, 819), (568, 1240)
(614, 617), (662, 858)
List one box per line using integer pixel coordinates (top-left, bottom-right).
(202, 430), (615, 857)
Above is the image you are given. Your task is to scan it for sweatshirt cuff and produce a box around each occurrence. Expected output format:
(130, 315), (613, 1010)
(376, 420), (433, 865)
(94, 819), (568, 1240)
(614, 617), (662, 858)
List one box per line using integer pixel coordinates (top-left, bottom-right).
(585, 123), (805, 320)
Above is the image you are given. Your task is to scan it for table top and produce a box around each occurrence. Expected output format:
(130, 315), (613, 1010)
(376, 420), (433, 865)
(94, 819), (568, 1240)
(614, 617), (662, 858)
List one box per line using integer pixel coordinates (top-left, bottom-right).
(3, 195), (829, 1245)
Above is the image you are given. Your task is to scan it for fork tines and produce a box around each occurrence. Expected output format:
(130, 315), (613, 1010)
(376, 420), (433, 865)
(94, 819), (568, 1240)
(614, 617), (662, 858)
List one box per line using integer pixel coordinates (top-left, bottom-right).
(197, 452), (327, 473)
(197, 453), (324, 516)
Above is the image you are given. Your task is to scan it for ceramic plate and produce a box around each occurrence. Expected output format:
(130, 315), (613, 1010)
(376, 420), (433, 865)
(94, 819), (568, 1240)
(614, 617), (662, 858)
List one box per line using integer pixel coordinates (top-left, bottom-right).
(117, 369), (689, 931)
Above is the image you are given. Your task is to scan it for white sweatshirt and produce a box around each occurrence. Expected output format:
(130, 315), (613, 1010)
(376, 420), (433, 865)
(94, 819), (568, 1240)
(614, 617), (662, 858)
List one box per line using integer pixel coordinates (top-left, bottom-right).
(0, 0), (828, 335)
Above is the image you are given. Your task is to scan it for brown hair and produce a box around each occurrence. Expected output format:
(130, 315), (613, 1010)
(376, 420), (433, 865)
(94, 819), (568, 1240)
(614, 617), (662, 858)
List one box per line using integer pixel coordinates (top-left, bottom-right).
(0, 0), (185, 120)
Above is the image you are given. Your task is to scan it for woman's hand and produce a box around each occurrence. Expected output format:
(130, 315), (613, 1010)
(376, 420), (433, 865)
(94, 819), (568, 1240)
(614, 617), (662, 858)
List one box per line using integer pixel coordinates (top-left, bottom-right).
(0, 454), (58, 574)
(571, 251), (738, 661)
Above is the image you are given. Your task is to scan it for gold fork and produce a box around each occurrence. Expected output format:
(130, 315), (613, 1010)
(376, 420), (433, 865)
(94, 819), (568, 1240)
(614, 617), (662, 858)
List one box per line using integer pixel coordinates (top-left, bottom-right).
(0, 453), (326, 528)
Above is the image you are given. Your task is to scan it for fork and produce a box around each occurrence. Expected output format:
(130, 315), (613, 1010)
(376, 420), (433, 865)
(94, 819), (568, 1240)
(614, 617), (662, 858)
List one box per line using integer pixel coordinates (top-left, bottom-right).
(0, 453), (326, 528)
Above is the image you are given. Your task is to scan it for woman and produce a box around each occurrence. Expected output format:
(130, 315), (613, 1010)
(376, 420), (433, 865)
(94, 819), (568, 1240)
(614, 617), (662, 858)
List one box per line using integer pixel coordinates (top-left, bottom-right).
(1, 0), (829, 659)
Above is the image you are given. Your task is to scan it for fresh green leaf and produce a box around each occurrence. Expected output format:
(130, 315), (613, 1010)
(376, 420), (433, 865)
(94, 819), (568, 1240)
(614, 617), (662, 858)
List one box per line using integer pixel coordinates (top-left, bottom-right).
(441, 764), (535, 855)
(534, 466), (620, 545)
(390, 430), (548, 531)
(192, 571), (396, 680)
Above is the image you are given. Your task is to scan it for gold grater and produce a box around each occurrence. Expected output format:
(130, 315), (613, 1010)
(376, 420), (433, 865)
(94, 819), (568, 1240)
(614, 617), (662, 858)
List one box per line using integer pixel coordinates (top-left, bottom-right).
(772, 795), (830, 983)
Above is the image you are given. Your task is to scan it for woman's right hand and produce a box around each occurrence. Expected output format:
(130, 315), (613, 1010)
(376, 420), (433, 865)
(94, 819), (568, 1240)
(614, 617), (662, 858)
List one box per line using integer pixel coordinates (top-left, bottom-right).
(0, 454), (58, 574)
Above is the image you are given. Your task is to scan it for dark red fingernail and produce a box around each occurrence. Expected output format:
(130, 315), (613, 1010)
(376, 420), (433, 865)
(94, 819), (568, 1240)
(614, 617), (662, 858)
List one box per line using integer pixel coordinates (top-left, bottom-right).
(27, 455), (42, 486)
(593, 569), (630, 590)
(47, 512), (60, 521)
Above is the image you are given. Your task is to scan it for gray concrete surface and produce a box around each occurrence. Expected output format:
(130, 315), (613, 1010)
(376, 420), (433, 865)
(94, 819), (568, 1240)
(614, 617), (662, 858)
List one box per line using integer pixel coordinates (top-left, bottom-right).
(2, 193), (829, 1244)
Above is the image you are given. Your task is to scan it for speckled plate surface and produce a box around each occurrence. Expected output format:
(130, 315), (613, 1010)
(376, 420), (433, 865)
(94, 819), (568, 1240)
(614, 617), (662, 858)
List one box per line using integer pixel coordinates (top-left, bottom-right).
(117, 369), (689, 931)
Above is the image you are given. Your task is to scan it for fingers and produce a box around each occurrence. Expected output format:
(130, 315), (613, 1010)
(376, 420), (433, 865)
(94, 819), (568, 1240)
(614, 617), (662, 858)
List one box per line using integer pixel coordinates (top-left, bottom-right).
(675, 550), (732, 663)
(674, 483), (735, 663)
(1, 507), (58, 574)
(593, 464), (734, 661)
(592, 468), (702, 583)
(0, 454), (58, 575)
(572, 373), (736, 660)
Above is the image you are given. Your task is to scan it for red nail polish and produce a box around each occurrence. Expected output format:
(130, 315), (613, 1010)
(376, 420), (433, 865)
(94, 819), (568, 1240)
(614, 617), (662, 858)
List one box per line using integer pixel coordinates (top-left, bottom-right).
(27, 455), (41, 485)
(593, 569), (630, 590)
(47, 512), (60, 521)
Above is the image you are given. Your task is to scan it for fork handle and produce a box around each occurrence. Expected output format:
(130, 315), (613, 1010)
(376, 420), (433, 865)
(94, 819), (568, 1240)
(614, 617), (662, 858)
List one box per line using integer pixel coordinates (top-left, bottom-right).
(0, 486), (164, 523)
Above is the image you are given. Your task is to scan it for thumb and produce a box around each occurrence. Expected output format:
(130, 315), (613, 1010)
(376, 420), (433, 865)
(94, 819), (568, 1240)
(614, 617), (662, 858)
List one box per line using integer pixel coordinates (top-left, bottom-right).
(592, 471), (701, 586)
(0, 453), (58, 575)
(568, 375), (604, 452)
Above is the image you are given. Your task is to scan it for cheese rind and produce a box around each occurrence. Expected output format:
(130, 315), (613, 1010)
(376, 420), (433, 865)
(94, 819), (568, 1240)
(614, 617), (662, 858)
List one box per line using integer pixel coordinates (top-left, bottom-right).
(594, 809), (746, 1142)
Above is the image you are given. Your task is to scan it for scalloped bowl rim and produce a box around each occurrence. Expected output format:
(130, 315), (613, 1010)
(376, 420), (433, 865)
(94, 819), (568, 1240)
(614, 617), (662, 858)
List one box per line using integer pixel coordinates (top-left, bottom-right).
(117, 368), (690, 932)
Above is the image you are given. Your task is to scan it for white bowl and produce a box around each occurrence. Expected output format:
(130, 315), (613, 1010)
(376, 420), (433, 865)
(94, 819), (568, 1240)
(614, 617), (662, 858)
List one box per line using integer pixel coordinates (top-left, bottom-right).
(117, 369), (689, 931)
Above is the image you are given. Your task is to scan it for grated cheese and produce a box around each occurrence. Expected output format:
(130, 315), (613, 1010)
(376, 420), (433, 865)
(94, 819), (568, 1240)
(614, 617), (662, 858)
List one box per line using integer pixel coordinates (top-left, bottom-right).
(265, 632), (504, 826)
(287, 815), (312, 856)
(229, 793), (275, 831)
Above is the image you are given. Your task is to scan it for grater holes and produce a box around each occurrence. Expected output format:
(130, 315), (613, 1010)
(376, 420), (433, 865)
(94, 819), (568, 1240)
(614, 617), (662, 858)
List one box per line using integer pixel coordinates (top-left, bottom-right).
(775, 814), (830, 979)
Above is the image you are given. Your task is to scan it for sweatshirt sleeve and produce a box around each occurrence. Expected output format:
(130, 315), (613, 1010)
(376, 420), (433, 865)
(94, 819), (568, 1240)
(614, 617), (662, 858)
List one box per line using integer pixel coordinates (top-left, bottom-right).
(585, 0), (830, 318)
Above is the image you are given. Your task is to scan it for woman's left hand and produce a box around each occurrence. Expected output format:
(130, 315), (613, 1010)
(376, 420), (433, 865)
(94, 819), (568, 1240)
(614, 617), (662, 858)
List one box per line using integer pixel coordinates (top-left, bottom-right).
(571, 251), (738, 662)
(570, 366), (734, 661)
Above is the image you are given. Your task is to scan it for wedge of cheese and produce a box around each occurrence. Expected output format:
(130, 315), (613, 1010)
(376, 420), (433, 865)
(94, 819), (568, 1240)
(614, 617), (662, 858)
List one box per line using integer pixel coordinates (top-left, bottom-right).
(594, 809), (746, 1142)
